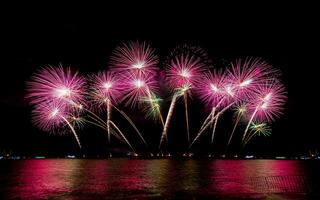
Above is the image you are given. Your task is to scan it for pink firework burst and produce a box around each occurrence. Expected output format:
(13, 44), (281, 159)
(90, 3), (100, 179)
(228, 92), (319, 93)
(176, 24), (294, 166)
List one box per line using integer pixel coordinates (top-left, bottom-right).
(247, 80), (287, 123)
(26, 66), (86, 107)
(31, 101), (68, 132)
(89, 71), (123, 107)
(165, 45), (209, 91)
(32, 101), (82, 148)
(197, 70), (230, 109)
(109, 41), (159, 75)
(226, 58), (280, 101)
(120, 71), (159, 108)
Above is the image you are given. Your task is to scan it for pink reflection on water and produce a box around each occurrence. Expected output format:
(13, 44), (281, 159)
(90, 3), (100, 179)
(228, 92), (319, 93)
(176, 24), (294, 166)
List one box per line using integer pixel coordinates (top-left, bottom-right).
(10, 159), (84, 199)
(208, 160), (308, 196)
(2, 159), (314, 199)
(77, 160), (111, 193)
(208, 160), (254, 194)
(113, 159), (154, 191)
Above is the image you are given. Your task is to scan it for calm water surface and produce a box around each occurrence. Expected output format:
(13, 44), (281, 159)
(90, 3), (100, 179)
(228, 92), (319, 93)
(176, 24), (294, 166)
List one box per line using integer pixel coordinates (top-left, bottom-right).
(1, 159), (320, 199)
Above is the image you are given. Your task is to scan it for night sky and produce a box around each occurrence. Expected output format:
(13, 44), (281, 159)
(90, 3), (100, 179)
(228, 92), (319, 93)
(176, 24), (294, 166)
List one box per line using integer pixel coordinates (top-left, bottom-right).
(1, 3), (317, 157)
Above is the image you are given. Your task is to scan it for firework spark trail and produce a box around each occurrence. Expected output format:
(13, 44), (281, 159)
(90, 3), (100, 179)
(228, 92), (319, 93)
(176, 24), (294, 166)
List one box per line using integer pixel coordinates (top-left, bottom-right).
(243, 130), (259, 147)
(69, 116), (86, 130)
(153, 102), (165, 128)
(191, 109), (217, 147)
(85, 112), (134, 147)
(159, 93), (178, 149)
(159, 108), (165, 128)
(69, 105), (102, 132)
(109, 121), (135, 152)
(242, 107), (259, 144)
(199, 111), (213, 133)
(82, 118), (107, 131)
(209, 107), (216, 137)
(61, 116), (81, 149)
(109, 127), (126, 144)
(226, 104), (247, 150)
(112, 105), (147, 145)
(82, 118), (125, 143)
(189, 102), (235, 148)
(211, 112), (220, 144)
(183, 93), (190, 143)
(86, 114), (109, 130)
(106, 99), (111, 144)
(78, 105), (112, 130)
(226, 112), (242, 148)
(244, 131), (264, 146)
(196, 97), (225, 141)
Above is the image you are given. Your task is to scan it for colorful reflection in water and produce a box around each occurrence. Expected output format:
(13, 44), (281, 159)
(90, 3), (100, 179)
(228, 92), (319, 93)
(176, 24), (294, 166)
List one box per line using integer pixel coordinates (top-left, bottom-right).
(1, 159), (320, 199)
(208, 160), (312, 197)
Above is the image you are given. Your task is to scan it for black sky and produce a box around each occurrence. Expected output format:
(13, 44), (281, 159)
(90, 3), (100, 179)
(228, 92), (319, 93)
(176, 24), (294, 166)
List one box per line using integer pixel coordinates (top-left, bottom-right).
(1, 3), (318, 156)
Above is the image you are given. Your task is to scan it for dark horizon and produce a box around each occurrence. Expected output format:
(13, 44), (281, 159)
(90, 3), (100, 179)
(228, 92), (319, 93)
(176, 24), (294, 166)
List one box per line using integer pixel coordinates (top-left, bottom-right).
(1, 3), (317, 157)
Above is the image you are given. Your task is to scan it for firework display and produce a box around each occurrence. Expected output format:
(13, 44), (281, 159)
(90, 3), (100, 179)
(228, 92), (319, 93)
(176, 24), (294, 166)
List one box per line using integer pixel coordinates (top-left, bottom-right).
(26, 41), (287, 154)
(189, 58), (282, 148)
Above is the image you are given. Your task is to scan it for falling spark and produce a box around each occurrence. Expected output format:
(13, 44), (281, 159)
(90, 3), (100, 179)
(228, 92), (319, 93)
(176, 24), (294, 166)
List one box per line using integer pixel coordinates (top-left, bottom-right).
(109, 121), (135, 152)
(159, 94), (178, 149)
(226, 103), (247, 148)
(189, 102), (235, 148)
